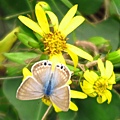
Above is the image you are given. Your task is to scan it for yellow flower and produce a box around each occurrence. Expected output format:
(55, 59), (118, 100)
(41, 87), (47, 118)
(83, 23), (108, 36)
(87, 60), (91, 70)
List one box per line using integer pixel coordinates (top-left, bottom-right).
(18, 3), (93, 67)
(80, 58), (116, 104)
(22, 67), (87, 112)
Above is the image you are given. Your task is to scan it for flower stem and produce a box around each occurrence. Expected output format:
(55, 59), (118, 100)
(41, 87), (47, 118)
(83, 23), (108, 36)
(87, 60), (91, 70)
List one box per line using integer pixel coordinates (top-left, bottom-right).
(66, 57), (105, 71)
(41, 104), (52, 120)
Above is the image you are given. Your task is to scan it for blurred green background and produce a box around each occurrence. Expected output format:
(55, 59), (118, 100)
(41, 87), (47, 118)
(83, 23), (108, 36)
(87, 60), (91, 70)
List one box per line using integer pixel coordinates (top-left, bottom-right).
(0, 0), (120, 120)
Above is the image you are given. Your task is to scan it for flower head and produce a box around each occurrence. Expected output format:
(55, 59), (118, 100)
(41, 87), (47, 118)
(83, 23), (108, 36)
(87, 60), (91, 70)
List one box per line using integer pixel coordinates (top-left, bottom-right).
(80, 58), (116, 104)
(22, 67), (87, 112)
(18, 3), (93, 67)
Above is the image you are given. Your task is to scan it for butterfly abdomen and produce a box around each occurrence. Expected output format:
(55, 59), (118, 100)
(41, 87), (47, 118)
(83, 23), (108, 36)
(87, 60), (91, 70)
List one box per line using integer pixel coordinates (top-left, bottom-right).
(43, 74), (54, 96)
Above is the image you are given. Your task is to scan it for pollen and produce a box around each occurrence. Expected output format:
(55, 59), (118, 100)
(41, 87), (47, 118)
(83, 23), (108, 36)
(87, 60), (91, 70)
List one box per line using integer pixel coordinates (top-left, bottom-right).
(43, 31), (67, 55)
(93, 78), (108, 95)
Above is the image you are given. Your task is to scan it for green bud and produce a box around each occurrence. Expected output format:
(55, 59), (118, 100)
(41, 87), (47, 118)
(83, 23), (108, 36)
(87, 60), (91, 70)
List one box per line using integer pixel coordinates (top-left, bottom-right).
(37, 1), (51, 11)
(34, 32), (43, 41)
(88, 36), (111, 53)
(0, 27), (19, 63)
(16, 33), (40, 48)
(89, 37), (109, 46)
(106, 50), (120, 64)
(67, 64), (80, 72)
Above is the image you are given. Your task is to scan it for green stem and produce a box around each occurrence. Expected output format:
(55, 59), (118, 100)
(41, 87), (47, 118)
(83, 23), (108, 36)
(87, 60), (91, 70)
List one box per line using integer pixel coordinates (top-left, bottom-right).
(41, 104), (52, 120)
(36, 102), (52, 120)
(26, 0), (35, 20)
(51, 0), (64, 17)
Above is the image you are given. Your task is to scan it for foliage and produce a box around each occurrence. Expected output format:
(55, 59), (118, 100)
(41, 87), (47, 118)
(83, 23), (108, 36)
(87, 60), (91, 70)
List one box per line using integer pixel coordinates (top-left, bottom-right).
(0, 0), (120, 120)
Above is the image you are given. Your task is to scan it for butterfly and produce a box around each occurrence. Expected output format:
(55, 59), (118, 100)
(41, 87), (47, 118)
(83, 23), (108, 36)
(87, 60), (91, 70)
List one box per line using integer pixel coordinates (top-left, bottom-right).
(16, 60), (71, 111)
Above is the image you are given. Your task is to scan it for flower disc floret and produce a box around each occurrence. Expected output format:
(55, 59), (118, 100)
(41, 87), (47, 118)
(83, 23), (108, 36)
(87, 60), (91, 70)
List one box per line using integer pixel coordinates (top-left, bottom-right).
(43, 31), (67, 55)
(18, 3), (93, 67)
(80, 58), (116, 104)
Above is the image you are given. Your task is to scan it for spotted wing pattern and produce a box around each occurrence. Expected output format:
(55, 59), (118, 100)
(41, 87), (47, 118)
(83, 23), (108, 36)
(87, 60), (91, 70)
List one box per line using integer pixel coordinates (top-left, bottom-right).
(31, 60), (52, 85)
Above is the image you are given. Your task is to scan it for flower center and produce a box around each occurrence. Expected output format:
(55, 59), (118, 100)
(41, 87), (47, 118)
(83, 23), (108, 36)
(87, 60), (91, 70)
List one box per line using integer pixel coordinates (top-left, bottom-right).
(93, 77), (108, 95)
(43, 31), (67, 55)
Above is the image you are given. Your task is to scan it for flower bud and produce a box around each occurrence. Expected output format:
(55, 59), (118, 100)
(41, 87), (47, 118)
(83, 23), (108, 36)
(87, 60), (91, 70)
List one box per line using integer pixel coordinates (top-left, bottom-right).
(37, 1), (51, 11)
(106, 49), (120, 64)
(16, 33), (40, 48)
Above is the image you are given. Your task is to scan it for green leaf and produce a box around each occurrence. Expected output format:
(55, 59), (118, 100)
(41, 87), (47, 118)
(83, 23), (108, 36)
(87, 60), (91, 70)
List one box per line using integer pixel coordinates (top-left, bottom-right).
(0, 0), (35, 19)
(3, 52), (38, 64)
(88, 37), (109, 46)
(70, 0), (104, 15)
(3, 78), (48, 120)
(110, 0), (120, 17)
(74, 18), (119, 51)
(0, 88), (18, 120)
(58, 90), (120, 120)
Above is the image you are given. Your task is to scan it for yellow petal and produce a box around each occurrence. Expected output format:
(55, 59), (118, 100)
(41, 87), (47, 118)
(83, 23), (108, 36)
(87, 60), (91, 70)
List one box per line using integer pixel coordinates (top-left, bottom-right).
(58, 5), (78, 32)
(46, 11), (59, 31)
(49, 55), (59, 70)
(70, 90), (87, 99)
(18, 16), (43, 36)
(84, 70), (98, 84)
(104, 90), (112, 104)
(105, 60), (113, 79)
(65, 48), (78, 68)
(57, 53), (66, 65)
(63, 16), (85, 37)
(97, 95), (106, 104)
(22, 67), (32, 81)
(42, 97), (51, 106)
(88, 92), (97, 97)
(35, 3), (49, 33)
(98, 58), (105, 77)
(67, 80), (72, 85)
(66, 44), (93, 61)
(69, 101), (78, 111)
(49, 53), (66, 70)
(80, 81), (95, 94)
(82, 88), (95, 95)
(107, 84), (113, 90)
(82, 80), (93, 88)
(108, 72), (116, 84)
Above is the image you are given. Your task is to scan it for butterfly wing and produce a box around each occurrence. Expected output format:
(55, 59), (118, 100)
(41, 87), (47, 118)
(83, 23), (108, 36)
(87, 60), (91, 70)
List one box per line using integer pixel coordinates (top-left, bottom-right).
(53, 64), (71, 88)
(16, 76), (44, 100)
(50, 85), (70, 111)
(31, 60), (52, 85)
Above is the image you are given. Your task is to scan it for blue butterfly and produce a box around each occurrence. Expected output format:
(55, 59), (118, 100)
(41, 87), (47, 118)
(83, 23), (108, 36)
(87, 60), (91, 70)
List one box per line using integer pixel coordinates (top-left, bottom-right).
(16, 60), (71, 111)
